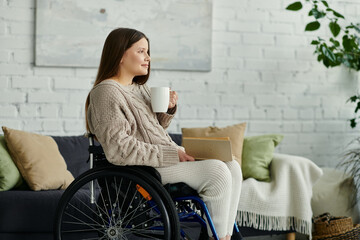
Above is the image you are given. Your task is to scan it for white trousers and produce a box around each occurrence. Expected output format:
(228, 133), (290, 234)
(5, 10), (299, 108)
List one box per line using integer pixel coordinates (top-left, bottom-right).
(156, 159), (242, 238)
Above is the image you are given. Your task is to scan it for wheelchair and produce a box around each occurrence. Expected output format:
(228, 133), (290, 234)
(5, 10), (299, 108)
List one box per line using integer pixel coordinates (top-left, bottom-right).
(54, 134), (243, 240)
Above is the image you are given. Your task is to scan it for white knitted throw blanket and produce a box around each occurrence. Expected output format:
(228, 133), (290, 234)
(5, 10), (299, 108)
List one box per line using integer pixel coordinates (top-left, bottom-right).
(237, 153), (323, 239)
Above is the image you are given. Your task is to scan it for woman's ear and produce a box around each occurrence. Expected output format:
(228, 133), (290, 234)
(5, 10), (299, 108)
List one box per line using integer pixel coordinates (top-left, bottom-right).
(120, 51), (127, 64)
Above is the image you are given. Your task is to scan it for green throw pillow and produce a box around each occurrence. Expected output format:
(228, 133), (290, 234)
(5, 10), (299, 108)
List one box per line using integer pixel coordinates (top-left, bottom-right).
(0, 136), (23, 191)
(241, 134), (283, 182)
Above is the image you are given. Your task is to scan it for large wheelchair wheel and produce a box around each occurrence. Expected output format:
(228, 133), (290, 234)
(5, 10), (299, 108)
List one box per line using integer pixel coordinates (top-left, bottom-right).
(54, 166), (180, 240)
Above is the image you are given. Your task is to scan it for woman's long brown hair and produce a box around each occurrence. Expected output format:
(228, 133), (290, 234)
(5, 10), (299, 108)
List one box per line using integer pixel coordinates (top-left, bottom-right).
(85, 28), (150, 133)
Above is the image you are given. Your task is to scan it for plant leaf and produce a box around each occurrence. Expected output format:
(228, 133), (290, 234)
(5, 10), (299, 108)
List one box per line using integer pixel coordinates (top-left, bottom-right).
(329, 38), (340, 47)
(309, 8), (326, 19)
(321, 45), (337, 63)
(327, 8), (345, 19)
(343, 35), (352, 51)
(329, 21), (341, 37)
(348, 35), (359, 50)
(321, 0), (329, 7)
(323, 57), (330, 68)
(311, 40), (320, 45)
(348, 95), (359, 103)
(347, 24), (360, 33)
(286, 2), (303, 11)
(317, 54), (323, 62)
(355, 102), (360, 113)
(353, 24), (360, 34)
(350, 118), (356, 128)
(305, 21), (321, 31)
(332, 10), (345, 19)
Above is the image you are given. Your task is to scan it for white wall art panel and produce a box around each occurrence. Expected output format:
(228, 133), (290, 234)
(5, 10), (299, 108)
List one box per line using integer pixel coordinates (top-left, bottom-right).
(35, 0), (212, 71)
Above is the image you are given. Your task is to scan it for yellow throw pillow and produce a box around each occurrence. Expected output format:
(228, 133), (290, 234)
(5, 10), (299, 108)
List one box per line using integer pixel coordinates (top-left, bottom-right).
(181, 122), (246, 165)
(2, 126), (74, 191)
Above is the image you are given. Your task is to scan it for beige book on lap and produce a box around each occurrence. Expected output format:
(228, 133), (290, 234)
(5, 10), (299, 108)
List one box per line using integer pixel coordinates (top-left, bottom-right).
(182, 137), (233, 162)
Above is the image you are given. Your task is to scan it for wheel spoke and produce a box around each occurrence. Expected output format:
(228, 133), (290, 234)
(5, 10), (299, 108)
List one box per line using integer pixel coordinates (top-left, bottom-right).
(119, 179), (132, 220)
(122, 195), (146, 226)
(122, 202), (157, 228)
(113, 176), (124, 222)
(123, 214), (162, 234)
(105, 177), (117, 226)
(67, 202), (103, 227)
(121, 181), (138, 224)
(63, 211), (104, 234)
(97, 179), (113, 225)
(63, 221), (99, 227)
(124, 222), (164, 232)
(124, 203), (157, 224)
(62, 228), (102, 233)
(56, 169), (175, 240)
(72, 189), (108, 227)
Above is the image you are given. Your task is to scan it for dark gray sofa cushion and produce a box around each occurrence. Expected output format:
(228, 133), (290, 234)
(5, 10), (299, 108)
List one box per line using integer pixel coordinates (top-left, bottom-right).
(0, 189), (64, 232)
(52, 135), (90, 179)
(169, 133), (182, 146)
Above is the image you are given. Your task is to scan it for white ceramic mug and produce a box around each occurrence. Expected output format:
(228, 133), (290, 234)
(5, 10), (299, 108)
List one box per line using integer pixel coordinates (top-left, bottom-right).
(150, 87), (170, 113)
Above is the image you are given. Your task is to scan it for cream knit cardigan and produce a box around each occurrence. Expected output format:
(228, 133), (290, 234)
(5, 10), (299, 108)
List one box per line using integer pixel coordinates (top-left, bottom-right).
(87, 80), (180, 167)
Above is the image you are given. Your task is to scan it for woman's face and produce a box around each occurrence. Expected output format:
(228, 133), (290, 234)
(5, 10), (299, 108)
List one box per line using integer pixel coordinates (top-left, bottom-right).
(120, 37), (150, 77)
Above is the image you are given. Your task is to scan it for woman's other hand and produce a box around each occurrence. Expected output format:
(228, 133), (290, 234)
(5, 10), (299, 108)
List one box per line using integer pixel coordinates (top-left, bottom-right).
(178, 149), (195, 162)
(168, 90), (178, 109)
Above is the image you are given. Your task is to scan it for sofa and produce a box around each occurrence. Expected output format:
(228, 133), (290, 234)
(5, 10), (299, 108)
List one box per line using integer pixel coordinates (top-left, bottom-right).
(0, 135), (90, 240)
(0, 133), (318, 239)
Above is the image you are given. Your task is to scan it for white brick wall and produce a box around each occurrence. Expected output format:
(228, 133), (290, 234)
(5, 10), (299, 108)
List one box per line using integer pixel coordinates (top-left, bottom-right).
(0, 0), (359, 168)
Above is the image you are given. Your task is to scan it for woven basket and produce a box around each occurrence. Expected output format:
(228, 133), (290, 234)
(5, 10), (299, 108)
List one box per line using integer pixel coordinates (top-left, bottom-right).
(313, 224), (360, 240)
(313, 213), (360, 240)
(314, 216), (353, 235)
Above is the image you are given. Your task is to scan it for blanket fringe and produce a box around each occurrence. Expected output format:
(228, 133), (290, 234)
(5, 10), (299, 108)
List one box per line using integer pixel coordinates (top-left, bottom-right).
(236, 211), (312, 239)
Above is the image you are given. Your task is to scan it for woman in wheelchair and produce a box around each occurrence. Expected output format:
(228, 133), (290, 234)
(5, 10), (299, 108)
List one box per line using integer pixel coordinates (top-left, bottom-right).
(82, 28), (242, 240)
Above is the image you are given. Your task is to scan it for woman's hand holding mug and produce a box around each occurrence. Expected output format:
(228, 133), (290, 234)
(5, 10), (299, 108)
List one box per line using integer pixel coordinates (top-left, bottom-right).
(168, 89), (178, 109)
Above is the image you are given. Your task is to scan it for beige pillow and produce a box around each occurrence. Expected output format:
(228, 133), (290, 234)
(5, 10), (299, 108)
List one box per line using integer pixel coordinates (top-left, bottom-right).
(181, 122), (246, 165)
(2, 126), (74, 191)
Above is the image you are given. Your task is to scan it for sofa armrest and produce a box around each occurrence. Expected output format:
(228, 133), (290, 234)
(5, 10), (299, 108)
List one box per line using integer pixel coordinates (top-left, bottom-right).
(271, 153), (323, 186)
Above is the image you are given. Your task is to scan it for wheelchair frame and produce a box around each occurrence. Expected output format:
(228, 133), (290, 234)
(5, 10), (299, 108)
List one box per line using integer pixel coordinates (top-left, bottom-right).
(54, 135), (241, 240)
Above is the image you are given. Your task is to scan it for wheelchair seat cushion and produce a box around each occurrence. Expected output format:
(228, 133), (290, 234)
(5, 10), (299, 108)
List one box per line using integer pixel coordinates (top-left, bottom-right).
(164, 182), (198, 198)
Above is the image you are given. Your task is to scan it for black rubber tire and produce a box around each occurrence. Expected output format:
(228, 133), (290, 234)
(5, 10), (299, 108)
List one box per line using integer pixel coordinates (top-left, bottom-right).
(54, 166), (180, 240)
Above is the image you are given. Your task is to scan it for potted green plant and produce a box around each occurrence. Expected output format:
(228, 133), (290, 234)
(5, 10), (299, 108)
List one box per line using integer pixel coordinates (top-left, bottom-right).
(286, 0), (360, 207)
(286, 0), (360, 126)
